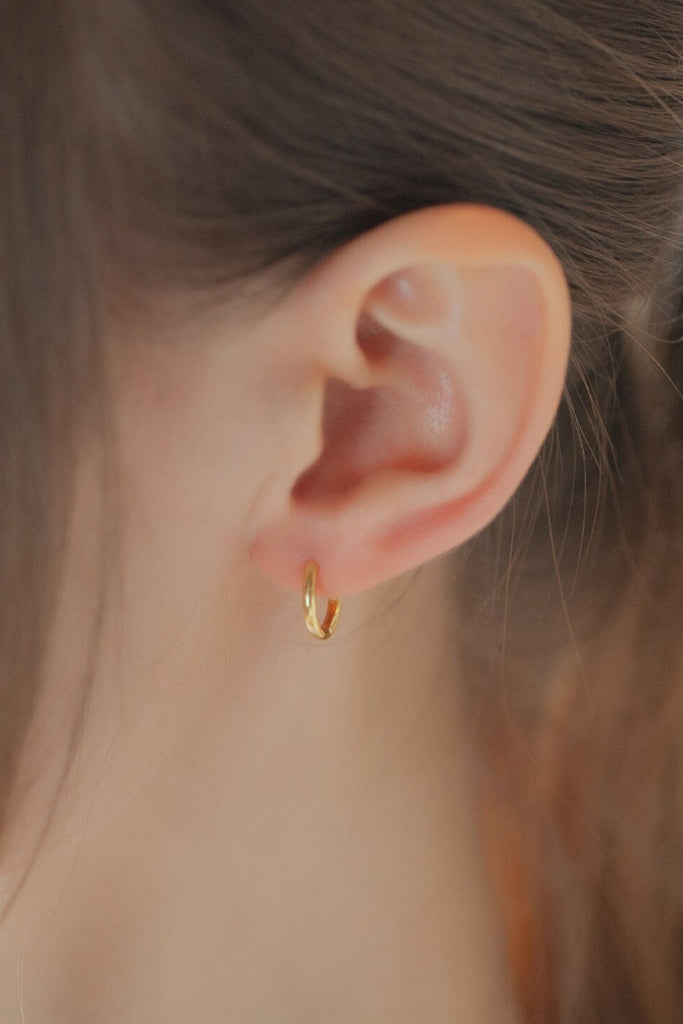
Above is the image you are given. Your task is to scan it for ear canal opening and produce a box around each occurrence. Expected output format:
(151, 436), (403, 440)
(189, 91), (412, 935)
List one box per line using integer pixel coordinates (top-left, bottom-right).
(292, 319), (467, 507)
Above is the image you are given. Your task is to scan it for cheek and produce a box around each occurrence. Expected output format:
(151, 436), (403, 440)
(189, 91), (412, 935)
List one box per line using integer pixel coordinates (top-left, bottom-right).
(107, 330), (270, 612)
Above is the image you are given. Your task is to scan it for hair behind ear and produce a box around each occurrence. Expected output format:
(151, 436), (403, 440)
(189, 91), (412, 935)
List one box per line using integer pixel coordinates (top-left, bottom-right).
(454, 282), (683, 1022)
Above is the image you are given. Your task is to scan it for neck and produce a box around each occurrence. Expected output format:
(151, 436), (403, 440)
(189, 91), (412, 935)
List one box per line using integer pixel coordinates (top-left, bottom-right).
(0, 551), (519, 1023)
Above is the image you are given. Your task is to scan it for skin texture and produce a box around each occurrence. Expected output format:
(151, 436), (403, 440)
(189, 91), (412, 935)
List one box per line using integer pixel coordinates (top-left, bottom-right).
(0, 204), (570, 1022)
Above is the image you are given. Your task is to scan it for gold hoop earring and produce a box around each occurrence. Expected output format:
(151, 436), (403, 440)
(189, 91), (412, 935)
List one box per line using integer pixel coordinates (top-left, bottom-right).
(303, 560), (341, 640)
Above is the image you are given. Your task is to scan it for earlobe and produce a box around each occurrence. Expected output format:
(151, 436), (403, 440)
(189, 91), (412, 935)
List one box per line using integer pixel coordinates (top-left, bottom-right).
(249, 204), (571, 598)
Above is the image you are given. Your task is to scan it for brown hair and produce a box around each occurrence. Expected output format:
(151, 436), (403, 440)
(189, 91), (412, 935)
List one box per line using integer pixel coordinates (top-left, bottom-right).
(3, 0), (683, 1019)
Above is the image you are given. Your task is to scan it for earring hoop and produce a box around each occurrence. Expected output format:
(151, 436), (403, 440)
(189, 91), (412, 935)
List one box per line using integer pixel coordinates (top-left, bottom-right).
(303, 560), (341, 640)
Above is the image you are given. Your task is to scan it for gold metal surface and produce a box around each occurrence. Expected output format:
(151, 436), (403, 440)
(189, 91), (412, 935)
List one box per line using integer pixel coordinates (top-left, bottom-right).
(303, 560), (341, 640)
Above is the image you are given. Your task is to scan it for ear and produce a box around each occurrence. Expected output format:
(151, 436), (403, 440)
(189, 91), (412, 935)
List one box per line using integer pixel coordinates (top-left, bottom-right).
(248, 204), (571, 597)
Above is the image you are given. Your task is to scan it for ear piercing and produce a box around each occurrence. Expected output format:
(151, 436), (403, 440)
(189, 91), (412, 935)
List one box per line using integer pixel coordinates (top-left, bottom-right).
(303, 560), (341, 640)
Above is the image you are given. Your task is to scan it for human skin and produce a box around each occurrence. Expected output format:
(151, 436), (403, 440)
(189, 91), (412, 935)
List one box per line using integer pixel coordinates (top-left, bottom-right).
(0, 204), (570, 1022)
